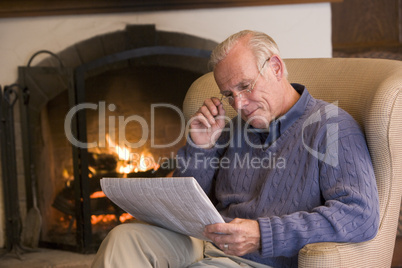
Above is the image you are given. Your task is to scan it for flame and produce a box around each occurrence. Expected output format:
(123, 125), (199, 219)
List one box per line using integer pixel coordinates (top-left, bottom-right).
(84, 135), (158, 227)
(91, 214), (116, 225)
(106, 135), (135, 174)
(90, 213), (134, 225)
(115, 144), (131, 161)
(134, 152), (159, 173)
(119, 213), (134, 223)
(90, 191), (106, 199)
(89, 191), (134, 224)
(62, 168), (74, 187)
(105, 134), (158, 174)
(119, 163), (134, 174)
(106, 135), (131, 161)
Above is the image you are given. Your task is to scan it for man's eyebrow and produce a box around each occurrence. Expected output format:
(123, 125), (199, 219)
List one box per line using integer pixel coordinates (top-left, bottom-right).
(220, 90), (232, 95)
(225, 80), (251, 92)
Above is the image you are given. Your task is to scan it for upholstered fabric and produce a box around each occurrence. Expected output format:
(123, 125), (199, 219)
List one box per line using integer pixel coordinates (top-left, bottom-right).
(183, 58), (402, 267)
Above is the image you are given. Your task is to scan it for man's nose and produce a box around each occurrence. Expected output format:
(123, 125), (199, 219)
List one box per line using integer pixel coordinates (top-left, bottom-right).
(233, 95), (247, 110)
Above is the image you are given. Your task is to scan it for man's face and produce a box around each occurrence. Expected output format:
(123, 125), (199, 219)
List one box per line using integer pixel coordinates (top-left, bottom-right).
(214, 41), (284, 129)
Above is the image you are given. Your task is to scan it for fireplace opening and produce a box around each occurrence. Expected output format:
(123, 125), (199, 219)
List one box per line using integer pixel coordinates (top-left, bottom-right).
(16, 25), (217, 253)
(40, 65), (201, 249)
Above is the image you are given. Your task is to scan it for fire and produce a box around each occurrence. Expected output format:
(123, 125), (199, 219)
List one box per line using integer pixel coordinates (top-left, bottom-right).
(91, 214), (116, 224)
(83, 136), (159, 226)
(105, 134), (159, 174)
(119, 213), (133, 223)
(134, 152), (160, 173)
(88, 191), (134, 224)
(91, 213), (134, 225)
(90, 191), (106, 199)
(115, 143), (131, 161)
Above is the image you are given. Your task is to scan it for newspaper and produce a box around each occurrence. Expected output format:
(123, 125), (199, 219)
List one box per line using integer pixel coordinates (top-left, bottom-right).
(100, 177), (224, 241)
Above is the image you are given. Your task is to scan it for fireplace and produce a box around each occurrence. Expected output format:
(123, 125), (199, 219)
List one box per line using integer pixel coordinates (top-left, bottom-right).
(15, 25), (216, 253)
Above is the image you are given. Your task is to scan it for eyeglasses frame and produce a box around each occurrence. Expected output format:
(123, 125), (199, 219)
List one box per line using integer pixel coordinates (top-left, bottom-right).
(220, 57), (271, 105)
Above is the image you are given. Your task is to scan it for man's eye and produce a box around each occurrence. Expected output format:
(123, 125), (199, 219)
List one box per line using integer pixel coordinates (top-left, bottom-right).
(242, 84), (251, 90)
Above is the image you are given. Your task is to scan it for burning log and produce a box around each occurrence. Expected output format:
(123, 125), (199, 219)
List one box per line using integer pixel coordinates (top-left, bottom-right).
(52, 150), (176, 230)
(88, 153), (117, 172)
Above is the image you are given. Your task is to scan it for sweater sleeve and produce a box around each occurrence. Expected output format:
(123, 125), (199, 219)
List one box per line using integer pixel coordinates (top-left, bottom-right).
(173, 123), (233, 192)
(256, 120), (380, 258)
(173, 140), (220, 195)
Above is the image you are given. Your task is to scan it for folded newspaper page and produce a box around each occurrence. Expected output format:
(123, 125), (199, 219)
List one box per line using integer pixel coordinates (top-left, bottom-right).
(100, 177), (224, 241)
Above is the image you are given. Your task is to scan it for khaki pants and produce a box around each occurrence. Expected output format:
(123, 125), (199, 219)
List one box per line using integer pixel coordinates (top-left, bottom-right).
(92, 223), (272, 268)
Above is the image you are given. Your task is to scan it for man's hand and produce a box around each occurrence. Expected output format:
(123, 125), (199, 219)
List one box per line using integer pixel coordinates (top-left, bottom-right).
(189, 97), (226, 148)
(204, 218), (261, 256)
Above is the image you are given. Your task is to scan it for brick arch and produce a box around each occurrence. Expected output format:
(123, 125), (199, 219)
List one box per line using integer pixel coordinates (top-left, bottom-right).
(22, 24), (217, 112)
(38, 24), (217, 71)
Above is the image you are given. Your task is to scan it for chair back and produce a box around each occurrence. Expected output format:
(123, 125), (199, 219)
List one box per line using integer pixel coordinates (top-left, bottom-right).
(183, 58), (402, 267)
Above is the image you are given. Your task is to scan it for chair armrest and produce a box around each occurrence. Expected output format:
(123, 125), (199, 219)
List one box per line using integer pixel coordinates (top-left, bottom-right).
(298, 242), (344, 268)
(298, 239), (393, 268)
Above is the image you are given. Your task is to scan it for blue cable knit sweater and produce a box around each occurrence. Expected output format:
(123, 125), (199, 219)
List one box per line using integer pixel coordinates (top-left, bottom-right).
(174, 87), (379, 267)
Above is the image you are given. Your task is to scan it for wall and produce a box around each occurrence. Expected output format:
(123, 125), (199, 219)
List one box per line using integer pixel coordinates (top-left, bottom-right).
(0, 3), (331, 248)
(332, 0), (401, 56)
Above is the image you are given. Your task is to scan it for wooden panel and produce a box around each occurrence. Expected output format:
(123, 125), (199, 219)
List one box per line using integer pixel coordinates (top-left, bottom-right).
(332, 0), (401, 50)
(392, 236), (402, 268)
(0, 0), (341, 18)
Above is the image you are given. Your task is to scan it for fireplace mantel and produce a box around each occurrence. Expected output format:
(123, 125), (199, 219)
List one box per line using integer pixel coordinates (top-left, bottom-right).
(0, 0), (341, 18)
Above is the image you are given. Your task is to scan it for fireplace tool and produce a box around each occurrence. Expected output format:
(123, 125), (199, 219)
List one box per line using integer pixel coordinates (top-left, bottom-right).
(0, 84), (34, 259)
(20, 86), (42, 249)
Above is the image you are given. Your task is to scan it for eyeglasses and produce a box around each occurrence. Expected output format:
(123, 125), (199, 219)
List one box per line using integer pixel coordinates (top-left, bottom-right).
(220, 57), (270, 106)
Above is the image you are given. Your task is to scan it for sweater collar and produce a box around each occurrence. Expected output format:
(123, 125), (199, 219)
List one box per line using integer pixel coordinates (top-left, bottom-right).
(249, 83), (310, 146)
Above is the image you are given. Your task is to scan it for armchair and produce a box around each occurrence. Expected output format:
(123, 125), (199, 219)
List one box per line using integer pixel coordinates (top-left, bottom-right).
(183, 58), (402, 267)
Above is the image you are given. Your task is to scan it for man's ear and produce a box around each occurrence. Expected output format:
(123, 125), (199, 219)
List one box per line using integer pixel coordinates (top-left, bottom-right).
(269, 55), (283, 80)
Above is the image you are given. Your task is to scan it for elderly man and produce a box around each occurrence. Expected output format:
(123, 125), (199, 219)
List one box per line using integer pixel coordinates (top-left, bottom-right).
(92, 30), (379, 268)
